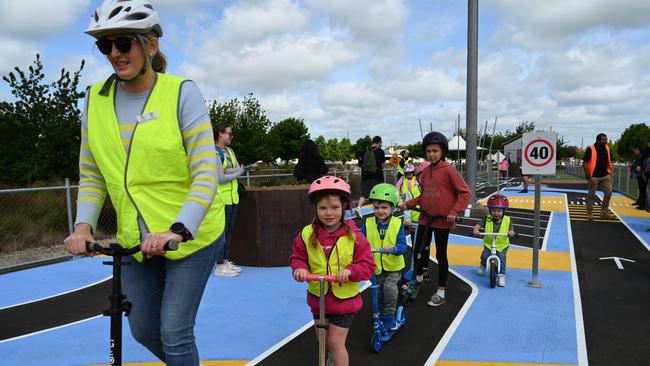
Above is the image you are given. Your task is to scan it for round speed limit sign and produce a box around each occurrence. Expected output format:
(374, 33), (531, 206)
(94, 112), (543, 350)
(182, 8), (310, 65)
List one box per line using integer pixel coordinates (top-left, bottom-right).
(522, 132), (557, 175)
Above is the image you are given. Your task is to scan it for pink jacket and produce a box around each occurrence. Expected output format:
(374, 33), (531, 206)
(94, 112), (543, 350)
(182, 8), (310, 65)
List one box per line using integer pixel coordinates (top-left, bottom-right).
(289, 220), (376, 315)
(405, 161), (471, 229)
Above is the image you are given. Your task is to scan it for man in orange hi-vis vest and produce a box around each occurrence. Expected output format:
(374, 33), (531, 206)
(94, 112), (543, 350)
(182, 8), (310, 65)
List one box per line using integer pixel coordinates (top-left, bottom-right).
(582, 133), (614, 220)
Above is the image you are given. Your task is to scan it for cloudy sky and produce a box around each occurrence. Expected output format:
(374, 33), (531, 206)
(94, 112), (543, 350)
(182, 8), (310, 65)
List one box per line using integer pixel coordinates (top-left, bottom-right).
(1, 0), (649, 148)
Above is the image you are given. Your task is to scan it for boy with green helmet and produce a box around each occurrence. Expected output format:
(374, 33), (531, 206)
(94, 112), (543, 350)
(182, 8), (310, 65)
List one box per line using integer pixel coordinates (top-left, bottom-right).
(361, 183), (407, 330)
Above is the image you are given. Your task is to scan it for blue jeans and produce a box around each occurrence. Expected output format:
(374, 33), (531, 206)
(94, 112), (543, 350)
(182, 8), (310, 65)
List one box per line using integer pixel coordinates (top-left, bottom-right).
(121, 235), (222, 365)
(216, 204), (238, 263)
(480, 246), (508, 274)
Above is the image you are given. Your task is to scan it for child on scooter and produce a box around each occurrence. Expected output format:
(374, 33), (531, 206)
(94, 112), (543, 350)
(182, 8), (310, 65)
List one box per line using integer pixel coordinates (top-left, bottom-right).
(472, 194), (515, 287)
(361, 183), (407, 331)
(399, 132), (471, 307)
(290, 176), (375, 366)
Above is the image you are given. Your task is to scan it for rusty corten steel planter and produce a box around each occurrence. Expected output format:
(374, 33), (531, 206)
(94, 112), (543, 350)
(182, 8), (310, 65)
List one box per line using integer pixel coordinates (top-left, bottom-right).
(229, 184), (313, 267)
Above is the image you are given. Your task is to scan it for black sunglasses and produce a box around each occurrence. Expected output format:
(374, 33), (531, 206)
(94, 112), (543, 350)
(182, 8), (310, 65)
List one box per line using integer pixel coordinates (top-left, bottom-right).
(95, 36), (138, 55)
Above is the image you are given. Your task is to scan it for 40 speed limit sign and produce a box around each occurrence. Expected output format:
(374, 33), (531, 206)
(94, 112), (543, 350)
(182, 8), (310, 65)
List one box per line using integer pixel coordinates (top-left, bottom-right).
(522, 131), (557, 175)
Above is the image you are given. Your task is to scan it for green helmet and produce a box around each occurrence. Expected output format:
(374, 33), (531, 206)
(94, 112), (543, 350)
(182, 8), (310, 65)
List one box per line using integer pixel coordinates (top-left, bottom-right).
(369, 183), (399, 206)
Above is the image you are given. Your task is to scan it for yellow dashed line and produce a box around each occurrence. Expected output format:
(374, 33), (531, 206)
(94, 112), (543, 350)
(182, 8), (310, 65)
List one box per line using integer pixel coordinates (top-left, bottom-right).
(608, 195), (650, 218)
(479, 195), (566, 212)
(433, 244), (572, 272)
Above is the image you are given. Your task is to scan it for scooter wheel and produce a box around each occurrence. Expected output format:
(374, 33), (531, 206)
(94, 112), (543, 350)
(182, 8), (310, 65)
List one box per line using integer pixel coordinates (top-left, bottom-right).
(371, 334), (382, 352)
(489, 259), (497, 288)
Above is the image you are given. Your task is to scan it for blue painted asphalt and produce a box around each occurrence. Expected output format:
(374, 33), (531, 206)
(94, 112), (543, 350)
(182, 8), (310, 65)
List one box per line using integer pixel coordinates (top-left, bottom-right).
(0, 256), (111, 309)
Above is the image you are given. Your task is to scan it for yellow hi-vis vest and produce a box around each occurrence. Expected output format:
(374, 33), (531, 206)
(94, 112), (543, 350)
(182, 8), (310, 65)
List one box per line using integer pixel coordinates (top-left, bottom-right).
(86, 73), (225, 261)
(218, 146), (240, 205)
(301, 225), (360, 299)
(365, 216), (405, 275)
(399, 177), (421, 223)
(483, 215), (511, 252)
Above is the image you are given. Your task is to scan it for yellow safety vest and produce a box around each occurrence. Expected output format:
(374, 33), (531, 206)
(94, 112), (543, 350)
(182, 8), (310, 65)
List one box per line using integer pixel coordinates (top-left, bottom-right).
(218, 146), (240, 205)
(365, 216), (405, 274)
(301, 225), (360, 299)
(86, 73), (225, 261)
(483, 215), (511, 252)
(399, 177), (421, 222)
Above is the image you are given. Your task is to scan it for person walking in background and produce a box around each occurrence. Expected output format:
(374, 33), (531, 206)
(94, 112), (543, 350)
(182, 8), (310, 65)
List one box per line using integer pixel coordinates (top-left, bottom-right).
(356, 136), (386, 217)
(64, 1), (225, 364)
(630, 144), (646, 209)
(582, 133), (614, 220)
(293, 139), (329, 184)
(290, 176), (375, 366)
(213, 123), (247, 277)
(499, 156), (509, 180)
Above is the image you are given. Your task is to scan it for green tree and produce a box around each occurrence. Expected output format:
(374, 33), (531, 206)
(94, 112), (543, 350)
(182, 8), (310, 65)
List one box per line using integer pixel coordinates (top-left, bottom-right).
(338, 137), (353, 162)
(0, 54), (85, 184)
(267, 117), (309, 162)
(326, 138), (341, 161)
(209, 93), (272, 165)
(315, 135), (328, 160)
(616, 123), (650, 161)
(352, 135), (372, 161)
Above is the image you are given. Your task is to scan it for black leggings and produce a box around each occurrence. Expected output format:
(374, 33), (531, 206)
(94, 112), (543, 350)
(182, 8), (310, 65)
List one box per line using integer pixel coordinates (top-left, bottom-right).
(413, 225), (450, 287)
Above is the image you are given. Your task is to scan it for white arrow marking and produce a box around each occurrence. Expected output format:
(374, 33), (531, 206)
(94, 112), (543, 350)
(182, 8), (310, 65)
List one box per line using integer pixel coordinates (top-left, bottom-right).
(599, 257), (636, 269)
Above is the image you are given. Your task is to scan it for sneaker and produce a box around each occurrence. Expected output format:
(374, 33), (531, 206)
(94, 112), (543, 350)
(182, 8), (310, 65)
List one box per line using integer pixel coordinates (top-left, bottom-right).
(600, 212), (615, 220)
(427, 294), (446, 307)
(477, 266), (486, 275)
(226, 260), (242, 273)
(213, 263), (239, 277)
(497, 274), (506, 287)
(381, 316), (398, 331)
(586, 213), (593, 221)
(636, 205), (645, 210)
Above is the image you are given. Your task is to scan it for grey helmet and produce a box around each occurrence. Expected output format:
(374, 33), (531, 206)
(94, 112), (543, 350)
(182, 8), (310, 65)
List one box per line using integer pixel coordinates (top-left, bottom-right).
(422, 131), (449, 153)
(85, 0), (162, 38)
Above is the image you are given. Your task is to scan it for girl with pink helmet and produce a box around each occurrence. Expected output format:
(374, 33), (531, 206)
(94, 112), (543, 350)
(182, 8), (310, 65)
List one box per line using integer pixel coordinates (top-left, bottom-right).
(290, 176), (375, 365)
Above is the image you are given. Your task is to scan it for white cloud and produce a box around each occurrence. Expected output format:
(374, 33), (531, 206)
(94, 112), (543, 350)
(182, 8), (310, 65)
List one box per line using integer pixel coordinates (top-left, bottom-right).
(305, 0), (409, 44)
(217, 0), (310, 46)
(0, 0), (90, 39)
(179, 33), (359, 92)
(0, 37), (39, 75)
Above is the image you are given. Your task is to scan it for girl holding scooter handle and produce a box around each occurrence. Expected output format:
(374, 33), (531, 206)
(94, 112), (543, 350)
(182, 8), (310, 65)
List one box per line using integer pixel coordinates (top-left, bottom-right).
(290, 176), (375, 366)
(399, 132), (471, 307)
(472, 194), (515, 287)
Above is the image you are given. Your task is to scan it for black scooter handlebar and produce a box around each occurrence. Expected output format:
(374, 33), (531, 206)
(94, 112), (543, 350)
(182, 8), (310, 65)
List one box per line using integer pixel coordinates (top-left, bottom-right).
(86, 240), (179, 255)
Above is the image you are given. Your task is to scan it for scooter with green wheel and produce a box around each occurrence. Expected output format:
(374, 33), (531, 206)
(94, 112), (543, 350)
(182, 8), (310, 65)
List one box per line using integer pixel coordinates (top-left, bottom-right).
(476, 232), (509, 288)
(370, 248), (406, 352)
(85, 240), (178, 366)
(305, 274), (337, 366)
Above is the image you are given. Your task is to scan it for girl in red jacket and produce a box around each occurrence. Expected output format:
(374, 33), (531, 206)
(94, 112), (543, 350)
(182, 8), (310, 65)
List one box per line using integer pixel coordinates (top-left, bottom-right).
(290, 176), (375, 366)
(399, 132), (470, 307)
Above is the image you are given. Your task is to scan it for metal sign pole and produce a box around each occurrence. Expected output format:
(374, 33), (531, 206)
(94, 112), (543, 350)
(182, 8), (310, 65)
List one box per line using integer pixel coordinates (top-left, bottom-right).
(528, 174), (543, 288)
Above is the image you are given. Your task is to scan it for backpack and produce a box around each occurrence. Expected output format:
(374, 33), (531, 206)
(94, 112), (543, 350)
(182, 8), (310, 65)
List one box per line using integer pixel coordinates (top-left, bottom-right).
(362, 147), (378, 175)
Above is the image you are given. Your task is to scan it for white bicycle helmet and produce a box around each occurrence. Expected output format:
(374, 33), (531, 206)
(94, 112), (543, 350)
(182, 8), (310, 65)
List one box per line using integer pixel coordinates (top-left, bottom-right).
(85, 0), (163, 38)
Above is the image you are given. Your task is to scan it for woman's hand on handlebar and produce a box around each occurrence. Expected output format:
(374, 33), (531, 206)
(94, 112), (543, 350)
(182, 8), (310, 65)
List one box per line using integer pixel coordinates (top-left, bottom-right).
(446, 214), (457, 223)
(293, 268), (309, 282)
(64, 223), (95, 256)
(142, 231), (182, 257)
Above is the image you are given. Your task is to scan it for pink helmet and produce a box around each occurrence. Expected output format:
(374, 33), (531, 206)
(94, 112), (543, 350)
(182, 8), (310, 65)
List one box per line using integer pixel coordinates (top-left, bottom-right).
(404, 163), (416, 174)
(308, 176), (351, 202)
(415, 162), (430, 175)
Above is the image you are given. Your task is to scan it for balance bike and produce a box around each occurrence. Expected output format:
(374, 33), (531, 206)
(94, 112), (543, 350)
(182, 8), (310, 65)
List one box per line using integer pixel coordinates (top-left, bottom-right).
(370, 248), (406, 352)
(477, 232), (508, 288)
(86, 240), (178, 366)
(305, 274), (337, 366)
